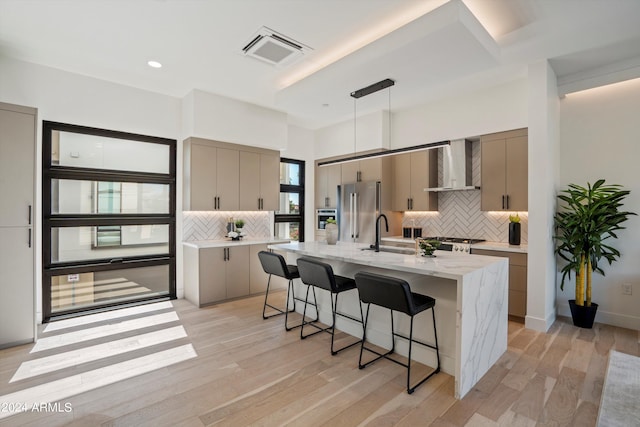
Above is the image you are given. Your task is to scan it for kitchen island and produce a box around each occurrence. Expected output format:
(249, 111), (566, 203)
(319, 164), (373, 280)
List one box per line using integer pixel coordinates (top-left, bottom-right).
(268, 241), (509, 399)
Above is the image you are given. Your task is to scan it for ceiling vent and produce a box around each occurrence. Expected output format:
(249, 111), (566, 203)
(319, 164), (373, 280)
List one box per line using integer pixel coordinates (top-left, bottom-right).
(242, 26), (311, 66)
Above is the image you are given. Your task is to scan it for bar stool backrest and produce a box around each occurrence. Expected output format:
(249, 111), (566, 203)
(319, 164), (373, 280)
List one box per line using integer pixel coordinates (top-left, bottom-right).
(296, 258), (337, 292)
(258, 251), (296, 280)
(354, 271), (414, 316)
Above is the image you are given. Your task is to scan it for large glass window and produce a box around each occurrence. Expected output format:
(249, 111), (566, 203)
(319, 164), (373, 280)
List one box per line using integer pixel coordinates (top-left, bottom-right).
(43, 122), (176, 321)
(275, 158), (304, 242)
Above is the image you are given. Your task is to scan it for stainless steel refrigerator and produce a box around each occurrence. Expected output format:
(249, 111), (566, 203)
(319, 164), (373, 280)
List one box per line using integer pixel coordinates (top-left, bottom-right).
(337, 180), (381, 244)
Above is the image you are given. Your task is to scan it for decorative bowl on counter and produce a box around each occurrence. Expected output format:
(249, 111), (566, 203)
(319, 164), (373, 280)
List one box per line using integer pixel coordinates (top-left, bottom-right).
(417, 239), (441, 257)
(228, 231), (246, 241)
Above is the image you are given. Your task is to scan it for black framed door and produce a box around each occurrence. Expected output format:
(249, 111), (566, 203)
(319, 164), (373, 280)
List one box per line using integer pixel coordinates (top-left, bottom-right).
(42, 121), (176, 321)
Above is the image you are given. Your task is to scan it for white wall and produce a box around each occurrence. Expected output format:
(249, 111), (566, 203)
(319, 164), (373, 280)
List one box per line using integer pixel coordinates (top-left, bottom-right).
(184, 89), (288, 150)
(557, 77), (640, 330)
(391, 78), (528, 148)
(526, 61), (560, 332)
(0, 57), (182, 322)
(314, 110), (390, 159)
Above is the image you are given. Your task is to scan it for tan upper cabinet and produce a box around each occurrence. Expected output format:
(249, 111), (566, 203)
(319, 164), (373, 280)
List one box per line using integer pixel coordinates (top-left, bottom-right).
(480, 129), (528, 211)
(0, 104), (35, 226)
(184, 137), (279, 211)
(186, 142), (239, 211)
(341, 157), (383, 184)
(392, 151), (438, 211)
(315, 163), (341, 208)
(239, 151), (279, 211)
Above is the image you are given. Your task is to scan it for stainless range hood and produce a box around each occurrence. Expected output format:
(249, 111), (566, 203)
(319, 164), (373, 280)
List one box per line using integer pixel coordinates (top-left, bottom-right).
(426, 139), (480, 192)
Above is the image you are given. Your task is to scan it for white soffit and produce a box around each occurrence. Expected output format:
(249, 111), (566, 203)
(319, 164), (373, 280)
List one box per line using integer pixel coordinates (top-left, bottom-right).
(276, 0), (500, 129)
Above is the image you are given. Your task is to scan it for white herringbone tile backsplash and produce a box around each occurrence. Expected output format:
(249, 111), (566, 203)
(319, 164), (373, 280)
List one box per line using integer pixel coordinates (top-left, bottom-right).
(183, 211), (271, 241)
(403, 140), (528, 244)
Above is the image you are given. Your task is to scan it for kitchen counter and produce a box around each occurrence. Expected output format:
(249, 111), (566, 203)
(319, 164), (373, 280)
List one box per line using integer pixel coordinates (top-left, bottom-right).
(269, 241), (508, 399)
(183, 237), (289, 249)
(182, 237), (291, 308)
(382, 236), (528, 253)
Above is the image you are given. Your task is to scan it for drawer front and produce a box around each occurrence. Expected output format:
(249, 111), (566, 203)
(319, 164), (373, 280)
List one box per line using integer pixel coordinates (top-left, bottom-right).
(472, 248), (527, 266)
(509, 290), (526, 317)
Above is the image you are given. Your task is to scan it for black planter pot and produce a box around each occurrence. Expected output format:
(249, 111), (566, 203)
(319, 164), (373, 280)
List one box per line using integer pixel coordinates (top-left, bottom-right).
(509, 222), (521, 245)
(568, 299), (598, 328)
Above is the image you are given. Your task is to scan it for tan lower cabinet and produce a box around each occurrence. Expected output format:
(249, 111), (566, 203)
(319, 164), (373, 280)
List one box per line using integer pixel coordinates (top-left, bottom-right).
(184, 244), (249, 307)
(471, 248), (527, 319)
(185, 242), (289, 307)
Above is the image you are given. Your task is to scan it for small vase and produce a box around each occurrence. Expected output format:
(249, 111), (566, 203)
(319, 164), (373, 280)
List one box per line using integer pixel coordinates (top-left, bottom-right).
(509, 222), (521, 245)
(325, 223), (338, 245)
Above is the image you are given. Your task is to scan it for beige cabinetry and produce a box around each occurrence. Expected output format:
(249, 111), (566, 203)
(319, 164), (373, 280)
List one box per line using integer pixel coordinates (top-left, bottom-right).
(184, 137), (280, 211)
(239, 151), (279, 211)
(480, 129), (528, 211)
(315, 163), (341, 208)
(392, 151), (438, 211)
(185, 141), (239, 210)
(471, 248), (527, 319)
(184, 241), (289, 307)
(0, 102), (35, 348)
(341, 157), (383, 184)
(184, 244), (250, 306)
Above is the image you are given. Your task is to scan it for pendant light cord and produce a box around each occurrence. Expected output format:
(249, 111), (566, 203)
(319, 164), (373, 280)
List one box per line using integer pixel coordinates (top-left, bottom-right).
(353, 97), (357, 156)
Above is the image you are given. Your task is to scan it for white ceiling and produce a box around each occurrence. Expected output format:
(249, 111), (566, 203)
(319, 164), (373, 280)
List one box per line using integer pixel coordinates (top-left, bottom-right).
(1, 0), (640, 129)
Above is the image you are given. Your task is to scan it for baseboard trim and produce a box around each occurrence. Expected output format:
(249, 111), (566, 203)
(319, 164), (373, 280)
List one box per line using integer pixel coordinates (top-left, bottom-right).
(557, 303), (640, 330)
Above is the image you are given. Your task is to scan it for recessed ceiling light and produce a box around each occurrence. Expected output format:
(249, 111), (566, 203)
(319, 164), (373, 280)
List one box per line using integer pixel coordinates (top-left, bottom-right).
(147, 60), (162, 68)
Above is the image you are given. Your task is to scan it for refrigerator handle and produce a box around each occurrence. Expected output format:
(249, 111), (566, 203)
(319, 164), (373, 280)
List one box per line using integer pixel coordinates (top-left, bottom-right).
(353, 192), (358, 238)
(349, 193), (354, 238)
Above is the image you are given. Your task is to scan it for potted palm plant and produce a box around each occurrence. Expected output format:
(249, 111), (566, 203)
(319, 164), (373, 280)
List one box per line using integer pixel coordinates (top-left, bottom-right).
(554, 179), (636, 328)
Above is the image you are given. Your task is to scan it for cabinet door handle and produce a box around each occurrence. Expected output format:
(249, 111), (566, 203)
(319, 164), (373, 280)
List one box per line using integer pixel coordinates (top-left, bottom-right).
(325, 197), (329, 208)
(502, 195), (505, 209)
(407, 198), (410, 210)
(506, 195), (510, 209)
(227, 247), (231, 261)
(28, 205), (32, 225)
(28, 229), (32, 248)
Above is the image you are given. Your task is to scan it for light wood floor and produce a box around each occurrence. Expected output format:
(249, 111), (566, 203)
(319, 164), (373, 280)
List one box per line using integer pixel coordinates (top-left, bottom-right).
(1, 293), (638, 426)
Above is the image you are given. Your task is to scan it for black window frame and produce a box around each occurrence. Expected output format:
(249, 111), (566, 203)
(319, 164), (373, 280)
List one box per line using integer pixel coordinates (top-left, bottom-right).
(274, 157), (305, 242)
(42, 121), (177, 322)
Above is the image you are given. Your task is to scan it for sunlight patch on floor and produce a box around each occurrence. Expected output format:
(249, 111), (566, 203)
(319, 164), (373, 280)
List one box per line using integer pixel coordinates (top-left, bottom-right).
(11, 326), (188, 382)
(0, 344), (197, 420)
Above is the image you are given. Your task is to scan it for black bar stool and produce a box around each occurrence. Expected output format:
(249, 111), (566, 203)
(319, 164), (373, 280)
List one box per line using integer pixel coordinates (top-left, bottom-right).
(296, 257), (363, 355)
(354, 271), (440, 394)
(257, 251), (318, 331)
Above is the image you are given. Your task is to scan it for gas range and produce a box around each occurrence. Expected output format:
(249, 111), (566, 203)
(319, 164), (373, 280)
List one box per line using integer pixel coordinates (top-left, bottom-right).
(421, 236), (485, 254)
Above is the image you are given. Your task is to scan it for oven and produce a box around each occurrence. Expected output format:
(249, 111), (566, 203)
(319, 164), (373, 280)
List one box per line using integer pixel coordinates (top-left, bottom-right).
(316, 208), (337, 230)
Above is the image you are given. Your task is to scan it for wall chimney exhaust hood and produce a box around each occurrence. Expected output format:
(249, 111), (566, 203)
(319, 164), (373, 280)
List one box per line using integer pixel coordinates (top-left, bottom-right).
(425, 139), (480, 192)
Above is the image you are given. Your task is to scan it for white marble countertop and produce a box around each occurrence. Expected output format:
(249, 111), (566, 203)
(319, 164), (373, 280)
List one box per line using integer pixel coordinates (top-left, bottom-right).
(381, 237), (528, 254)
(268, 241), (506, 281)
(183, 237), (289, 249)
(471, 241), (528, 253)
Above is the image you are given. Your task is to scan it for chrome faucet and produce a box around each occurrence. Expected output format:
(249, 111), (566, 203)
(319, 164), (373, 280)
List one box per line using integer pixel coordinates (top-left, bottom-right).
(372, 213), (388, 252)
